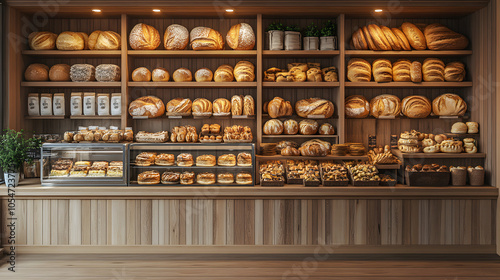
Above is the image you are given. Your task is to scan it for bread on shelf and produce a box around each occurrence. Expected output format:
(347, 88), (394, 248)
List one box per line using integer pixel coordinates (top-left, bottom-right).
(28, 31), (57, 50)
(226, 23), (255, 50)
(194, 68), (213, 82)
(231, 95), (243, 116)
(401, 22), (426, 50)
(422, 58), (445, 82)
(56, 31), (88, 50)
(166, 98), (192, 116)
(213, 98), (231, 116)
(155, 154), (175, 166)
(243, 95), (255, 116)
(136, 152), (157, 166)
(372, 59), (393, 83)
(432, 93), (467, 116)
(70, 64), (95, 82)
(345, 95), (370, 118)
(263, 119), (284, 135)
(392, 59), (411, 82)
(151, 67), (170, 82)
(347, 58), (371, 82)
(299, 119), (319, 135)
(172, 68), (193, 82)
(138, 171), (160, 185)
(424, 23), (469, 50)
(298, 139), (331, 157)
(132, 67), (151, 82)
(234, 60), (255, 82)
(177, 153), (194, 167)
(351, 28), (368, 50)
(190, 26), (224, 50)
(192, 98), (213, 117)
(319, 123), (335, 135)
(367, 24), (391, 51)
(369, 94), (401, 118)
(283, 119), (299, 135)
(129, 23), (160, 50)
(410, 61), (422, 83)
(25, 63), (49, 81)
(214, 64), (234, 82)
(295, 98), (334, 118)
(444, 61), (466, 82)
(88, 30), (121, 50)
(267, 97), (293, 118)
(380, 26), (402, 50)
(401, 95), (432, 118)
(128, 96), (165, 118)
(196, 154), (216, 167)
(95, 64), (121, 82)
(164, 24), (189, 50)
(49, 64), (71, 81)
(391, 28), (411, 51)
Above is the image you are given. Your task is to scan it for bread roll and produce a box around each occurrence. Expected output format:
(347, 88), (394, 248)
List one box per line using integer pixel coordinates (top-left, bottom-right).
(466, 122), (479, 133)
(283, 119), (299, 135)
(380, 26), (401, 50)
(132, 67), (151, 82)
(372, 59), (393, 83)
(295, 98), (334, 118)
(401, 95), (431, 118)
(70, 64), (95, 82)
(319, 123), (335, 135)
(369, 94), (401, 118)
(214, 64), (234, 82)
(401, 22), (426, 50)
(268, 97), (292, 118)
(231, 95), (243, 116)
(163, 24), (189, 50)
(190, 27), (224, 50)
(263, 119), (284, 135)
(444, 61), (466, 82)
(194, 68), (213, 82)
(234, 60), (255, 82)
(95, 64), (121, 82)
(367, 24), (391, 51)
(152, 68), (170, 82)
(345, 95), (369, 118)
(307, 68), (322, 82)
(322, 67), (338, 82)
(173, 68), (193, 82)
(410, 61), (422, 82)
(299, 119), (319, 135)
(243, 95), (255, 115)
(49, 64), (70, 81)
(422, 58), (445, 82)
(129, 23), (160, 50)
(391, 28), (411, 50)
(226, 23), (255, 50)
(287, 63), (307, 72)
(432, 93), (467, 116)
(351, 28), (368, 50)
(192, 98), (212, 115)
(166, 98), (192, 115)
(28, 31), (57, 50)
(25, 63), (49, 81)
(88, 31), (121, 50)
(128, 96), (165, 118)
(276, 72), (293, 82)
(213, 98), (231, 115)
(392, 59), (411, 82)
(451, 122), (468, 134)
(347, 58), (371, 82)
(362, 26), (378, 50)
(56, 31), (87, 50)
(424, 23), (469, 50)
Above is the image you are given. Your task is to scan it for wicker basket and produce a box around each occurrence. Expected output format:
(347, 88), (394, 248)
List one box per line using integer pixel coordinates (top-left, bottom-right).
(405, 170), (450, 186)
(451, 168), (467, 186)
(468, 169), (485, 186)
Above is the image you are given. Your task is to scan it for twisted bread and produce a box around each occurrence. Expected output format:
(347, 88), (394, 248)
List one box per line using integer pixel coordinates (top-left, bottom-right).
(392, 59), (411, 82)
(347, 58), (371, 82)
(422, 58), (445, 82)
(372, 59), (393, 83)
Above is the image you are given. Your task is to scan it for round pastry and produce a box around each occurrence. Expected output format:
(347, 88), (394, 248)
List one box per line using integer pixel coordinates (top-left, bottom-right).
(299, 119), (319, 135)
(214, 64), (234, 82)
(401, 22), (427, 50)
(190, 26), (224, 50)
(213, 98), (231, 116)
(166, 98), (192, 116)
(451, 122), (468, 134)
(243, 95), (255, 116)
(444, 61), (466, 82)
(164, 24), (189, 50)
(466, 122), (478, 133)
(196, 154), (216, 167)
(25, 63), (49, 81)
(197, 172), (216, 185)
(56, 31), (87, 50)
(132, 67), (151, 82)
(236, 172), (253, 185)
(295, 98), (334, 118)
(128, 96), (165, 118)
(161, 171), (180, 184)
(440, 140), (463, 153)
(422, 58), (445, 82)
(319, 123), (335, 135)
(372, 59), (393, 83)
(192, 98), (212, 116)
(401, 95), (432, 118)
(180, 171), (195, 185)
(177, 153), (194, 167)
(155, 153), (175, 166)
(410, 61), (422, 83)
(369, 94), (402, 118)
(218, 154), (236, 166)
(237, 152), (252, 167)
(283, 119), (299, 135)
(138, 170), (160, 185)
(217, 173), (234, 184)
(263, 119), (284, 135)
(28, 31), (57, 50)
(152, 68), (170, 82)
(392, 59), (411, 82)
(268, 97), (293, 118)
(226, 23), (256, 50)
(172, 68), (192, 82)
(49, 64), (71, 81)
(345, 95), (369, 118)
(432, 93), (467, 116)
(129, 23), (160, 50)
(194, 68), (213, 82)
(231, 95), (243, 116)
(88, 30), (121, 50)
(347, 58), (371, 82)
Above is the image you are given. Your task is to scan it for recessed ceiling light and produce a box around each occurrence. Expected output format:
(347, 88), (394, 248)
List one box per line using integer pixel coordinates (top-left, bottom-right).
(92, 9), (101, 13)
(226, 9), (234, 12)
(153, 9), (161, 12)
(374, 9), (383, 12)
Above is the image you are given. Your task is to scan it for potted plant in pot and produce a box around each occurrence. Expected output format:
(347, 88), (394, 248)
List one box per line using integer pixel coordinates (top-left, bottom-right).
(320, 20), (337, 50)
(0, 129), (41, 187)
(266, 21), (285, 50)
(284, 24), (301, 50)
(303, 22), (320, 50)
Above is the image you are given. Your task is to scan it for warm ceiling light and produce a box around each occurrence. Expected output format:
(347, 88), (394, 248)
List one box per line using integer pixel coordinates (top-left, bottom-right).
(374, 9), (383, 12)
(153, 9), (161, 12)
(226, 9), (234, 12)
(92, 9), (101, 13)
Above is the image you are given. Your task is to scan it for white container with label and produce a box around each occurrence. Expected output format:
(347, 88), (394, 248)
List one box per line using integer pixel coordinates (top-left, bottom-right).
(40, 94), (53, 116)
(97, 93), (110, 116)
(111, 93), (121, 116)
(28, 93), (40, 116)
(53, 93), (65, 116)
(83, 92), (96, 116)
(70, 92), (83, 116)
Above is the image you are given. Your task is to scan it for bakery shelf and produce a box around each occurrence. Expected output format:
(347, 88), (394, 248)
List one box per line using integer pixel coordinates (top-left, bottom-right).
(262, 135), (338, 138)
(262, 114), (336, 120)
(70, 115), (122, 120)
(348, 115), (470, 120)
(262, 50), (340, 57)
(22, 50), (122, 57)
(256, 155), (369, 161)
(345, 50), (473, 57)
(128, 82), (257, 88)
(25, 115), (65, 120)
(375, 164), (402, 170)
(263, 82), (339, 88)
(392, 149), (486, 159)
(128, 50), (257, 57)
(345, 81), (473, 88)
(21, 82), (122, 87)
(130, 165), (253, 169)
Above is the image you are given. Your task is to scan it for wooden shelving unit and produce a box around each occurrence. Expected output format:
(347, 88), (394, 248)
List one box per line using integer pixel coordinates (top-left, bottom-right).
(345, 82), (473, 88)
(22, 50), (122, 57)
(128, 82), (257, 88)
(25, 115), (65, 120)
(344, 50), (473, 57)
(392, 149), (486, 159)
(262, 50), (340, 57)
(21, 82), (121, 87)
(128, 50), (257, 57)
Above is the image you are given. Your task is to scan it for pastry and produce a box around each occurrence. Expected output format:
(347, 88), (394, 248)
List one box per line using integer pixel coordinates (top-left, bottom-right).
(283, 119), (299, 135)
(132, 67), (151, 81)
(136, 152), (157, 166)
(401, 22), (426, 50)
(243, 95), (255, 115)
(166, 98), (192, 116)
(172, 68), (192, 82)
(138, 171), (160, 185)
(161, 171), (180, 184)
(194, 68), (213, 82)
(129, 23), (160, 50)
(226, 23), (255, 50)
(307, 68), (322, 82)
(49, 64), (71, 81)
(276, 72), (293, 82)
(345, 95), (369, 118)
(440, 140), (463, 153)
(234, 60), (255, 82)
(263, 119), (284, 135)
(155, 154), (175, 166)
(347, 58), (371, 82)
(432, 93), (467, 116)
(236, 172), (253, 185)
(435, 134), (448, 144)
(424, 23), (469, 50)
(213, 98), (231, 116)
(180, 171), (195, 185)
(163, 24), (189, 50)
(56, 31), (87, 50)
(369, 94), (401, 118)
(95, 64), (121, 82)
(231, 95), (243, 116)
(268, 97), (293, 118)
(444, 61), (466, 82)
(177, 153), (194, 167)
(466, 122), (479, 133)
(422, 58), (445, 82)
(392, 59), (411, 82)
(319, 123), (335, 135)
(322, 67), (338, 82)
(391, 28), (412, 50)
(197, 172), (216, 185)
(28, 31), (57, 50)
(152, 68), (170, 82)
(295, 98), (334, 118)
(88, 30), (121, 50)
(25, 63), (49, 81)
(237, 152), (252, 167)
(128, 96), (165, 118)
(299, 119), (319, 135)
(190, 26), (224, 50)
(410, 61), (422, 83)
(367, 24), (392, 50)
(214, 64), (234, 82)
(372, 59), (393, 83)
(218, 173), (234, 184)
(218, 154), (236, 166)
(210, 124), (221, 134)
(196, 154), (216, 167)
(401, 95), (431, 118)
(192, 98), (212, 116)
(451, 122), (468, 134)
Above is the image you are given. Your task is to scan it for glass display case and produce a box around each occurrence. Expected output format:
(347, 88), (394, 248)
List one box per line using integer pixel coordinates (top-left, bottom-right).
(41, 143), (128, 186)
(128, 143), (255, 186)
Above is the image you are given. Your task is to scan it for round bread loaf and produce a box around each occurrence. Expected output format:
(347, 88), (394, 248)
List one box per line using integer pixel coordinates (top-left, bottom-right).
(226, 23), (255, 50)
(401, 22), (426, 50)
(132, 67), (151, 82)
(152, 68), (170, 82)
(164, 24), (189, 50)
(192, 98), (212, 115)
(451, 122), (468, 134)
(432, 93), (467, 116)
(391, 28), (412, 50)
(380, 26), (401, 50)
(56, 31), (87, 50)
(88, 30), (121, 50)
(190, 26), (224, 50)
(424, 23), (469, 50)
(351, 28), (368, 50)
(166, 98), (192, 115)
(25, 63), (49, 81)
(347, 58), (371, 82)
(298, 139), (330, 157)
(267, 97), (293, 118)
(392, 59), (411, 82)
(213, 98), (231, 115)
(295, 98), (334, 118)
(444, 61), (466, 82)
(283, 119), (299, 135)
(263, 119), (284, 135)
(194, 68), (213, 82)
(319, 123), (335, 135)
(422, 58), (445, 82)
(128, 96), (165, 118)
(345, 95), (369, 118)
(231, 95), (243, 116)
(410, 61), (422, 82)
(299, 119), (319, 135)
(243, 95), (255, 116)
(173, 68), (193, 82)
(367, 24), (391, 50)
(214, 64), (234, 82)
(95, 64), (121, 82)
(369, 94), (402, 118)
(372, 59), (393, 83)
(70, 64), (95, 82)
(49, 64), (71, 81)
(401, 95), (431, 118)
(129, 23), (160, 50)
(234, 60), (255, 82)
(28, 31), (57, 50)
(466, 122), (479, 133)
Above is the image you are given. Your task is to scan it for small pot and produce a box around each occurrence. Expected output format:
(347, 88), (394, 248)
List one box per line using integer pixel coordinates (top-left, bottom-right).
(320, 36), (337, 50)
(303, 37), (319, 50)
(284, 31), (301, 50)
(4, 172), (20, 187)
(267, 30), (284, 50)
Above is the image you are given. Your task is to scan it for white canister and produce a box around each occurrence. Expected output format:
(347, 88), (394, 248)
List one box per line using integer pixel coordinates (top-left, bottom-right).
(83, 92), (96, 116)
(70, 92), (83, 116)
(28, 93), (40, 116)
(53, 93), (65, 116)
(97, 93), (110, 116)
(284, 31), (301, 50)
(267, 30), (284, 50)
(40, 94), (53, 116)
(111, 93), (122, 116)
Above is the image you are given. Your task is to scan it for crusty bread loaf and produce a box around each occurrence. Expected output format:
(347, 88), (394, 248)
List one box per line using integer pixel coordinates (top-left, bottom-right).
(243, 95), (254, 115)
(432, 93), (467, 116)
(172, 68), (192, 82)
(128, 96), (165, 118)
(367, 24), (391, 51)
(268, 97), (292, 118)
(295, 98), (334, 118)
(392, 59), (411, 82)
(424, 23), (469, 50)
(401, 22), (426, 50)
(194, 68), (213, 82)
(410, 61), (422, 83)
(362, 26), (378, 50)
(49, 64), (71, 81)
(299, 119), (319, 135)
(372, 59), (393, 83)
(391, 28), (411, 50)
(88, 30), (121, 50)
(380, 26), (401, 50)
(132, 67), (151, 82)
(213, 98), (231, 115)
(192, 98), (212, 115)
(422, 58), (445, 82)
(95, 64), (121, 82)
(214, 64), (234, 82)
(347, 58), (371, 82)
(319, 123), (335, 135)
(164, 24), (189, 50)
(226, 23), (255, 50)
(234, 61), (255, 82)
(351, 28), (368, 50)
(70, 64), (95, 82)
(298, 139), (330, 157)
(190, 27), (224, 50)
(28, 31), (57, 50)
(283, 119), (299, 135)
(444, 61), (466, 82)
(152, 68), (170, 82)
(166, 98), (192, 115)
(401, 95), (431, 118)
(369, 94), (401, 118)
(129, 23), (160, 50)
(56, 31), (87, 50)
(345, 95), (370, 118)
(231, 95), (243, 116)
(25, 63), (49, 81)
(263, 119), (284, 135)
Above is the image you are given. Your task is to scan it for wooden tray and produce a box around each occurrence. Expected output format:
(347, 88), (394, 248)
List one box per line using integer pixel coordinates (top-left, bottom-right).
(303, 180), (321, 187)
(286, 177), (303, 184)
(261, 179), (285, 187)
(322, 179), (349, 186)
(223, 139), (253, 143)
(405, 170), (450, 186)
(379, 180), (397, 186)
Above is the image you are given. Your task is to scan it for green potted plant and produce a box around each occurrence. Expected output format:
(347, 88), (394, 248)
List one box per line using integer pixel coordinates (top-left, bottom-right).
(303, 22), (320, 50)
(284, 24), (301, 50)
(266, 22), (285, 50)
(0, 129), (41, 187)
(320, 20), (337, 50)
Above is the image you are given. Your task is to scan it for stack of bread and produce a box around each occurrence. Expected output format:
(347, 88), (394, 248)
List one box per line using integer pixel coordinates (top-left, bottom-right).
(223, 125), (253, 142)
(64, 127), (133, 143)
(264, 63), (338, 82)
(28, 30), (121, 51)
(368, 146), (401, 165)
(170, 126), (198, 143)
(398, 130), (422, 153)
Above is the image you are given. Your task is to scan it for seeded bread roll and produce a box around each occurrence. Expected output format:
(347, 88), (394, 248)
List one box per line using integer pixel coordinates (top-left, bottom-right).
(194, 68), (213, 82)
(422, 58), (445, 82)
(152, 67), (170, 82)
(432, 93), (467, 116)
(25, 63), (49, 81)
(367, 24), (391, 50)
(163, 24), (189, 50)
(190, 26), (224, 50)
(345, 95), (370, 118)
(129, 23), (160, 50)
(410, 61), (422, 82)
(372, 59), (393, 83)
(392, 59), (411, 82)
(70, 64), (95, 82)
(132, 67), (151, 82)
(444, 61), (466, 82)
(369, 94), (401, 118)
(380, 26), (401, 50)
(391, 28), (412, 50)
(401, 22), (427, 50)
(214, 64), (234, 82)
(173, 68), (192, 82)
(226, 23), (256, 50)
(88, 31), (121, 50)
(49, 64), (71, 81)
(401, 95), (432, 118)
(347, 58), (371, 82)
(28, 31), (57, 50)
(95, 64), (121, 82)
(424, 23), (469, 50)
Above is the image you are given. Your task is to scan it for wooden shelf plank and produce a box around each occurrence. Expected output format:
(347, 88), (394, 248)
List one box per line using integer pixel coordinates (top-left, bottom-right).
(25, 115), (65, 120)
(128, 50), (257, 57)
(392, 149), (486, 159)
(345, 50), (472, 57)
(376, 164), (402, 170)
(263, 82), (339, 88)
(128, 82), (257, 88)
(22, 50), (122, 57)
(262, 135), (338, 138)
(70, 115), (121, 120)
(22, 82), (121, 88)
(262, 114), (336, 120)
(256, 155), (369, 161)
(262, 50), (340, 57)
(345, 82), (473, 88)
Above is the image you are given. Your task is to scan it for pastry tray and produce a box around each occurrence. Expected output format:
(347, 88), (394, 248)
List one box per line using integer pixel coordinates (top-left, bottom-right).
(223, 139), (253, 143)
(379, 180), (397, 186)
(261, 179), (285, 187)
(405, 170), (450, 186)
(198, 132), (223, 143)
(303, 180), (321, 187)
